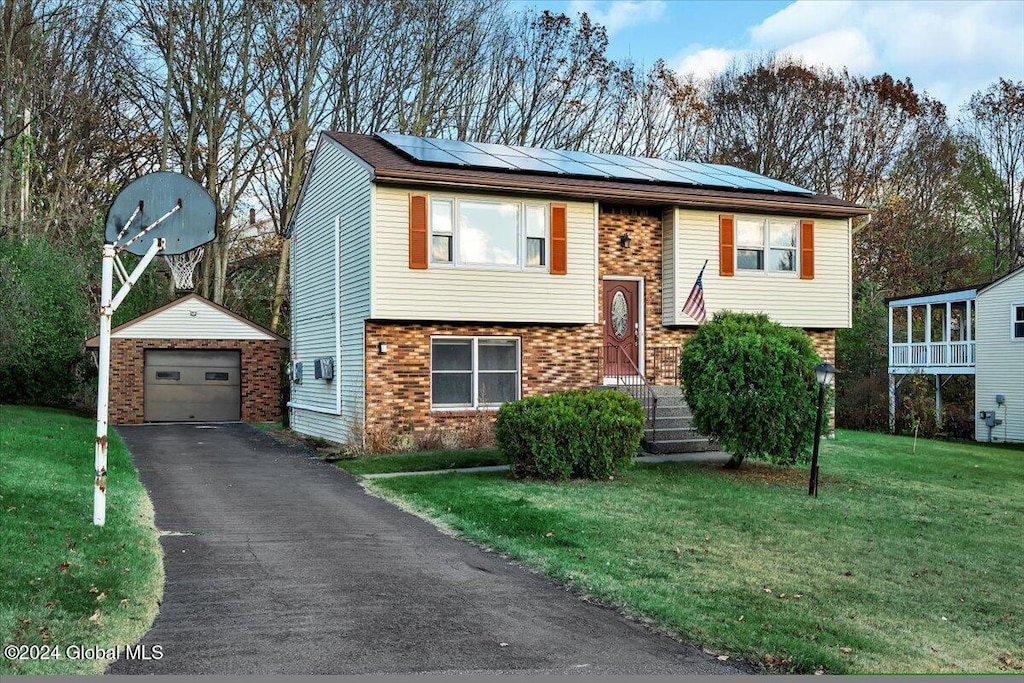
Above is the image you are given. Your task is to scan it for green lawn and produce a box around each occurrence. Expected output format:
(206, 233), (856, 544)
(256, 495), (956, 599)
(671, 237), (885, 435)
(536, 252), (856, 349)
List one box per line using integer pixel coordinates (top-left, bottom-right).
(0, 406), (163, 675)
(369, 431), (1023, 674)
(336, 447), (505, 475)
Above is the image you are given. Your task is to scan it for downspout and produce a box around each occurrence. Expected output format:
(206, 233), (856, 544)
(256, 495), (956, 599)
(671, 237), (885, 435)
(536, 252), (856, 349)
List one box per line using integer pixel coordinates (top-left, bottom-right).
(288, 216), (342, 415)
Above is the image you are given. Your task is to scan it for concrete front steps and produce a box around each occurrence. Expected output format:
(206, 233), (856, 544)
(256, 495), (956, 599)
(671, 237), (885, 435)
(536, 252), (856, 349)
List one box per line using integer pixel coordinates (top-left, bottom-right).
(610, 384), (717, 455)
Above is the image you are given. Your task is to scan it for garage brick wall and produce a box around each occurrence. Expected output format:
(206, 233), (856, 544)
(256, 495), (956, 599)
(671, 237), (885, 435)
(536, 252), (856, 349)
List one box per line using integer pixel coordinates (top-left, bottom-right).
(109, 338), (282, 424)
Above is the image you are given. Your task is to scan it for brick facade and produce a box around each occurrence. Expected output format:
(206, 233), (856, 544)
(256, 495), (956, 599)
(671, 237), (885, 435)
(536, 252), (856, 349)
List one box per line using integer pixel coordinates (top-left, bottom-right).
(108, 338), (282, 425)
(364, 322), (602, 433)
(361, 208), (839, 434)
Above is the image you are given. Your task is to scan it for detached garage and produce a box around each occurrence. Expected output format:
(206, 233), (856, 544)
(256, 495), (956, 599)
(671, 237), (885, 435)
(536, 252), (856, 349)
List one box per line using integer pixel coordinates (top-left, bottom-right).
(85, 294), (288, 424)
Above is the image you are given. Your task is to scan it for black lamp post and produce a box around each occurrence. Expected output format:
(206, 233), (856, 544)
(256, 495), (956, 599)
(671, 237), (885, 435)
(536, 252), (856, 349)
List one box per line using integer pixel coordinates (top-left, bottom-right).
(809, 361), (838, 497)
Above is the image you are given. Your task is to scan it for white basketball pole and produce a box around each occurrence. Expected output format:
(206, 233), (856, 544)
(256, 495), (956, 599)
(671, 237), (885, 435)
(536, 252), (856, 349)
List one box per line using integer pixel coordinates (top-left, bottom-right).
(94, 244), (115, 526)
(94, 237), (165, 526)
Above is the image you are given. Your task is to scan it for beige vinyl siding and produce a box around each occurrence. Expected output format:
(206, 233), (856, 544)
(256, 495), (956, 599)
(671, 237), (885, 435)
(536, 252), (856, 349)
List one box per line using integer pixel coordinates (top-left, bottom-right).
(112, 298), (275, 340)
(662, 208), (676, 326)
(289, 137), (372, 444)
(371, 186), (597, 323)
(666, 209), (852, 328)
(974, 269), (1024, 443)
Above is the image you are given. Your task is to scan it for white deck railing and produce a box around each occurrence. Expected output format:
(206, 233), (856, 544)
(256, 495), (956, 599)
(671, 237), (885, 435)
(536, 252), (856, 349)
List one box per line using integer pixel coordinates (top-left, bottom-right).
(889, 341), (975, 369)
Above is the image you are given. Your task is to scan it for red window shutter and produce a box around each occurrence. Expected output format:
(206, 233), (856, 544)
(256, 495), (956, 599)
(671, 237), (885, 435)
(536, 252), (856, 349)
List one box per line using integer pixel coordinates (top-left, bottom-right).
(719, 215), (735, 277)
(409, 194), (428, 270)
(551, 204), (567, 275)
(800, 219), (815, 279)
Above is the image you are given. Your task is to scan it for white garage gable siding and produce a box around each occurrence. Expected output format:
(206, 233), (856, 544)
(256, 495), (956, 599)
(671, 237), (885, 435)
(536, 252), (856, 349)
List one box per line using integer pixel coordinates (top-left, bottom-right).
(666, 209), (852, 329)
(371, 186), (598, 323)
(112, 297), (275, 340)
(289, 137), (372, 444)
(975, 269), (1024, 443)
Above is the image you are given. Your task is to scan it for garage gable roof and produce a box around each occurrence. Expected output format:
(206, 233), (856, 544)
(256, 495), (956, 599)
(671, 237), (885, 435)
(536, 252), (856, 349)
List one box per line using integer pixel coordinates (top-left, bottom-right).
(85, 294), (288, 348)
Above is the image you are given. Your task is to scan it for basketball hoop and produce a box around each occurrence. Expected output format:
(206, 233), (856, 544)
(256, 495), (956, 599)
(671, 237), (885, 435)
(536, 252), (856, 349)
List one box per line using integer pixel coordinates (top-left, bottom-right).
(92, 171), (216, 526)
(164, 246), (204, 290)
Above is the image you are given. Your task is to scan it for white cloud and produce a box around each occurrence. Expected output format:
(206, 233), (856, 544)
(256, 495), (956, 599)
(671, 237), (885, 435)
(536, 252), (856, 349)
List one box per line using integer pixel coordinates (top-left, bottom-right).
(750, 0), (857, 45)
(744, 0), (1023, 109)
(675, 47), (739, 80)
(568, 0), (668, 35)
(778, 29), (877, 74)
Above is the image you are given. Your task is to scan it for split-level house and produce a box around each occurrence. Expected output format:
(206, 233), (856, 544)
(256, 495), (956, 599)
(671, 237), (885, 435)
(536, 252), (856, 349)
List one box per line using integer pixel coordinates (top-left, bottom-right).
(287, 132), (868, 450)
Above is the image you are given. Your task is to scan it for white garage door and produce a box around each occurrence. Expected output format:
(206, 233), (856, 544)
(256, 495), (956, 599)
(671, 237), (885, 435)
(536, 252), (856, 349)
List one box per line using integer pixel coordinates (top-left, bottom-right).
(144, 350), (241, 422)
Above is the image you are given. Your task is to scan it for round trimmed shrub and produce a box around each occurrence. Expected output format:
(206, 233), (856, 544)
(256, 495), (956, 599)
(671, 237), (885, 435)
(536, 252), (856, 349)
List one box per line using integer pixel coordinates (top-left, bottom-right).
(495, 389), (644, 480)
(679, 311), (824, 469)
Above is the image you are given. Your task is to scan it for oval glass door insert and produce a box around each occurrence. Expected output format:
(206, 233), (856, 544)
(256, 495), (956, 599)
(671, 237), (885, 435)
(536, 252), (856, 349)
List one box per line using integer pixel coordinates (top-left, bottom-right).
(611, 291), (628, 339)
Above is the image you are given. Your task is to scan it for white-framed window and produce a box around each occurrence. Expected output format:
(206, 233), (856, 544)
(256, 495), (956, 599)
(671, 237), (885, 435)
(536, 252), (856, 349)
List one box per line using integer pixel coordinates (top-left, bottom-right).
(736, 217), (797, 273)
(430, 336), (520, 409)
(1012, 303), (1024, 340)
(429, 197), (548, 270)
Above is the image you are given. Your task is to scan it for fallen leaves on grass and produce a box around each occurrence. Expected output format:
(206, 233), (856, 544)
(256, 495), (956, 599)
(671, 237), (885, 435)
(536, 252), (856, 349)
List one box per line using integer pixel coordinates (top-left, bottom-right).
(714, 461), (826, 486)
(998, 653), (1024, 670)
(87, 610), (100, 622)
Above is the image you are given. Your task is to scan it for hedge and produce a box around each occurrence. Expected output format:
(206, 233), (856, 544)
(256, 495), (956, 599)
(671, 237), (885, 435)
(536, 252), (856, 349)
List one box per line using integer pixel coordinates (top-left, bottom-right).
(495, 389), (645, 480)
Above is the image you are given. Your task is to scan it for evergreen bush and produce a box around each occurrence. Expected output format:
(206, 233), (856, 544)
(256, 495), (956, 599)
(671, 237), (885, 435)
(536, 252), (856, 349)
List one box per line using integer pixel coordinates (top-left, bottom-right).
(495, 389), (644, 480)
(679, 311), (825, 468)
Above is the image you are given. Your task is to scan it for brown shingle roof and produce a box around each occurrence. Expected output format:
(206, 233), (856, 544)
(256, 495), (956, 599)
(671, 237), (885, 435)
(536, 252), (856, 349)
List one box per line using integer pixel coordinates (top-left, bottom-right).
(324, 132), (869, 219)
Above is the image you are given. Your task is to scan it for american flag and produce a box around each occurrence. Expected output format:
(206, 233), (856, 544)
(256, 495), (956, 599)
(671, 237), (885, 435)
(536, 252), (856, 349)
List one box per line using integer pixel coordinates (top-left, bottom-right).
(682, 261), (708, 324)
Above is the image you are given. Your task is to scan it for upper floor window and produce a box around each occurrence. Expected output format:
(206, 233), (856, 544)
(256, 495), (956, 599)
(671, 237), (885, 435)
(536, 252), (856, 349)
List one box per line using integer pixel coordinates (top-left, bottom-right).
(1013, 303), (1024, 340)
(429, 197), (548, 270)
(736, 218), (797, 273)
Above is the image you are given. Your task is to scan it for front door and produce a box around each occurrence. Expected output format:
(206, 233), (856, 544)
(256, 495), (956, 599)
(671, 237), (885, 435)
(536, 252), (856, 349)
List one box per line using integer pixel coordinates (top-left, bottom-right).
(603, 279), (640, 377)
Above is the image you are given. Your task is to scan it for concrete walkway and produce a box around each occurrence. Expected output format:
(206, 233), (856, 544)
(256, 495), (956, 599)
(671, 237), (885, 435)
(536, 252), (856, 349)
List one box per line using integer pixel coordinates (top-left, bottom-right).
(362, 451), (732, 479)
(109, 423), (743, 675)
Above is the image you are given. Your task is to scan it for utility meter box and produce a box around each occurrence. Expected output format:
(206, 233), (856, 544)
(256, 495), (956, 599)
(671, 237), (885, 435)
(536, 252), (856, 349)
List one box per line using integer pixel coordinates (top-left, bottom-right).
(314, 357), (335, 381)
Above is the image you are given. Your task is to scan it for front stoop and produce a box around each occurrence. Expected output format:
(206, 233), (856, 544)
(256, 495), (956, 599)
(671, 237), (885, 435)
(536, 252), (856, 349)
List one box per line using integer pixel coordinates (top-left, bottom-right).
(609, 384), (717, 455)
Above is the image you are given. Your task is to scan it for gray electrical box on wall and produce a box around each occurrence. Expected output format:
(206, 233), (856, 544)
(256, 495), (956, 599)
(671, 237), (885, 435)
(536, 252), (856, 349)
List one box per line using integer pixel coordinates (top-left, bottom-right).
(314, 357), (335, 381)
(293, 362), (303, 384)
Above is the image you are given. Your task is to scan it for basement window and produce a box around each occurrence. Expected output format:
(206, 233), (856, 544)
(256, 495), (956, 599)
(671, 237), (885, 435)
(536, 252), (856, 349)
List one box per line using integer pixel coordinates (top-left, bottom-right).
(430, 336), (520, 409)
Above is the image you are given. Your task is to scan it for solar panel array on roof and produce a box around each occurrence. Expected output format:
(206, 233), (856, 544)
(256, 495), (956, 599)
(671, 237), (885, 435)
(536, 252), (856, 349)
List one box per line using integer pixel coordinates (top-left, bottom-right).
(374, 132), (815, 196)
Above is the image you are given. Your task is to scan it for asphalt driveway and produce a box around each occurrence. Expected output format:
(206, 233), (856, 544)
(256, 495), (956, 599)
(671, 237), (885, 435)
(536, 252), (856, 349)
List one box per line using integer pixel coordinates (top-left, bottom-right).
(109, 423), (743, 675)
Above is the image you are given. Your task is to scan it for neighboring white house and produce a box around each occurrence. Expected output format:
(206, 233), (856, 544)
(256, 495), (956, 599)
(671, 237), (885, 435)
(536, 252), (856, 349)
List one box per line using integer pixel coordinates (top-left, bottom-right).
(887, 266), (1024, 443)
(975, 268), (1024, 443)
(287, 132), (867, 450)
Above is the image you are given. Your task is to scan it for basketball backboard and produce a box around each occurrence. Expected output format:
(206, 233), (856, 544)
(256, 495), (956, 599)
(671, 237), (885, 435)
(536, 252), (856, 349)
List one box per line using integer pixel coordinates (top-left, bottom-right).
(104, 171), (216, 255)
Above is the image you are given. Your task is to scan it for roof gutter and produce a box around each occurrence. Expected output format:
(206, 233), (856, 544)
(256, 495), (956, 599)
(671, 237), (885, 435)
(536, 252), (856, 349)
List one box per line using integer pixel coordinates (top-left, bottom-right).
(372, 170), (870, 219)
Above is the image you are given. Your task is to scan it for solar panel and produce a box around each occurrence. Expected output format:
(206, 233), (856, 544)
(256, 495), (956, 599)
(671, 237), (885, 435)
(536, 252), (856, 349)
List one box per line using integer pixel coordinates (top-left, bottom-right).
(510, 145), (574, 161)
(446, 150), (518, 170)
(398, 145), (464, 165)
(494, 155), (562, 174)
(373, 132), (815, 195)
(427, 138), (485, 155)
(538, 159), (609, 178)
(585, 163), (660, 181)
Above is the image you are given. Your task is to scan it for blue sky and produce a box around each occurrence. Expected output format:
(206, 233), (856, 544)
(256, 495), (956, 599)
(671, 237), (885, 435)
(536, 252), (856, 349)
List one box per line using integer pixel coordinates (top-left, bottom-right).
(523, 1), (1024, 112)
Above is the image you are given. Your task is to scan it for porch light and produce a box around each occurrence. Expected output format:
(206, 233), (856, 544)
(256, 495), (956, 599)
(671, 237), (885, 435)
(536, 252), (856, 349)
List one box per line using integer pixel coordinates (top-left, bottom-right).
(377, 342), (388, 354)
(619, 233), (631, 248)
(809, 362), (839, 497)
